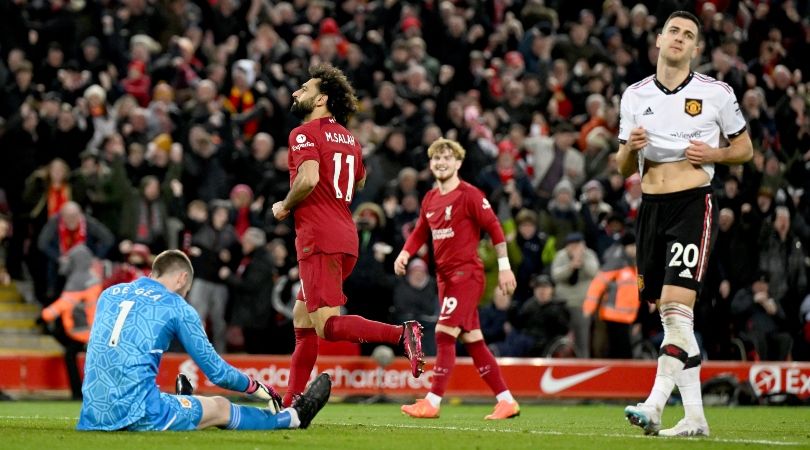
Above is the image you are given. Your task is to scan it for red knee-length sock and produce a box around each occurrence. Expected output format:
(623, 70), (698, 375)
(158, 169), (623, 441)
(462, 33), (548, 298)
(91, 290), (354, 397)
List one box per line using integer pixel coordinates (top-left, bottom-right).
(465, 340), (508, 395)
(283, 327), (318, 407)
(429, 331), (457, 397)
(323, 315), (402, 344)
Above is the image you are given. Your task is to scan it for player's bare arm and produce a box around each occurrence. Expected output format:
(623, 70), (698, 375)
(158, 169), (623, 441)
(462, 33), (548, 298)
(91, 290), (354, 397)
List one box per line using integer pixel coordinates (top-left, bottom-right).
(394, 249), (410, 276)
(355, 175), (366, 191)
(616, 127), (647, 177)
(396, 197), (430, 276)
(494, 242), (517, 295)
(273, 160), (320, 220)
(684, 131), (753, 166)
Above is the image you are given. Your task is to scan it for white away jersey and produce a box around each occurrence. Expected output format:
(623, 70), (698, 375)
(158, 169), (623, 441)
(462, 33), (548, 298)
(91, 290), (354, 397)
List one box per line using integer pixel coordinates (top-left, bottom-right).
(618, 71), (747, 180)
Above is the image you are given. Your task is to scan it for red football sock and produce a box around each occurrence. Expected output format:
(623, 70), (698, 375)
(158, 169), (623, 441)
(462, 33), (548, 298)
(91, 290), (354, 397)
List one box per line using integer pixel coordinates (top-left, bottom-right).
(465, 340), (508, 396)
(323, 315), (401, 344)
(429, 331), (457, 397)
(283, 327), (318, 407)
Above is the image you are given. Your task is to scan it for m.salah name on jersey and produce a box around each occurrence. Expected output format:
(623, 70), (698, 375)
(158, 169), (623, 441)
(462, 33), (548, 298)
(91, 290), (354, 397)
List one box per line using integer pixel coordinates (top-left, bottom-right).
(325, 132), (355, 145)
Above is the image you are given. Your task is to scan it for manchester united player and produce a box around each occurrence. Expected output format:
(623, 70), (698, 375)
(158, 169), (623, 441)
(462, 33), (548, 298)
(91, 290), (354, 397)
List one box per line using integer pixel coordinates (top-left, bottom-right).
(272, 65), (424, 407)
(395, 138), (519, 420)
(617, 11), (752, 437)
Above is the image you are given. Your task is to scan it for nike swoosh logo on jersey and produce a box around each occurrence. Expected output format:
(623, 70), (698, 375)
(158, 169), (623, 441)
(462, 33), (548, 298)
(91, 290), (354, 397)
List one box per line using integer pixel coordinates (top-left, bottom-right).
(438, 315), (452, 321)
(540, 367), (609, 394)
(426, 212), (435, 218)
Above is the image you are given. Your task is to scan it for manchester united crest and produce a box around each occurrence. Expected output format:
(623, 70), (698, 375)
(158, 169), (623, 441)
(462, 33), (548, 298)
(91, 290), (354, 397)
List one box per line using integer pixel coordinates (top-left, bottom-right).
(684, 98), (702, 117)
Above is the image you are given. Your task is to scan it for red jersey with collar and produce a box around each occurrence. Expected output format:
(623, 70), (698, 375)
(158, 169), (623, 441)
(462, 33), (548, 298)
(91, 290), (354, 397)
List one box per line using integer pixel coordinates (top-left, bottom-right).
(403, 181), (505, 277)
(288, 117), (365, 259)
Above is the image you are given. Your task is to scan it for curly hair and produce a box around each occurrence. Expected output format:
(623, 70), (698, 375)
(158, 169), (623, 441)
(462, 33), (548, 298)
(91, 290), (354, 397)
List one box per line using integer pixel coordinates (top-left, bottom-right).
(427, 138), (467, 161)
(309, 64), (358, 126)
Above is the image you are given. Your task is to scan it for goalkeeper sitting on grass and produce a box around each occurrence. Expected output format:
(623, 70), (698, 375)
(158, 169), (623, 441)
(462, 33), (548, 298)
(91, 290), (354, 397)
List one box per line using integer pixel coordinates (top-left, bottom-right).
(77, 249), (330, 431)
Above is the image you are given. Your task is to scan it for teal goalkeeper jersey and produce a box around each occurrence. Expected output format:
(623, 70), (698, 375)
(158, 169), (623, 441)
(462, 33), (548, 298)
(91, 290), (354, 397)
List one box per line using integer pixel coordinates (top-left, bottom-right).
(77, 277), (249, 430)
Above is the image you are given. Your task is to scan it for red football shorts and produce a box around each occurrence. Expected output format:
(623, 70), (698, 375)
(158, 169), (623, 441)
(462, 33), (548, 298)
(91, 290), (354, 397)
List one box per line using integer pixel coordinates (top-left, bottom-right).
(296, 252), (357, 313)
(436, 267), (484, 331)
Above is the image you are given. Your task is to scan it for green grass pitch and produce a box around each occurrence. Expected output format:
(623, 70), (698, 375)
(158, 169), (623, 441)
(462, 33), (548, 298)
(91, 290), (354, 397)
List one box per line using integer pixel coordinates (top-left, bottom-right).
(2, 401), (809, 449)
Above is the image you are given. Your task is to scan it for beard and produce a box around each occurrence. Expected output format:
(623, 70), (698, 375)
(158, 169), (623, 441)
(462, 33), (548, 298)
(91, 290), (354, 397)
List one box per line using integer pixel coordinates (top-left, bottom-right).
(290, 96), (316, 119)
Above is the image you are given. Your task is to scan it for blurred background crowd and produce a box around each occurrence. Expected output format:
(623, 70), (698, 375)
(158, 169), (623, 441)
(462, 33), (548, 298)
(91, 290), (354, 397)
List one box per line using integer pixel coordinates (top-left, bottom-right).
(1, 0), (810, 366)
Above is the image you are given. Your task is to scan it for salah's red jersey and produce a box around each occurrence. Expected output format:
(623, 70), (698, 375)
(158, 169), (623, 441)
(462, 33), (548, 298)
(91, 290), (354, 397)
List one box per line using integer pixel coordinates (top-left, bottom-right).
(288, 116), (365, 260)
(403, 181), (505, 278)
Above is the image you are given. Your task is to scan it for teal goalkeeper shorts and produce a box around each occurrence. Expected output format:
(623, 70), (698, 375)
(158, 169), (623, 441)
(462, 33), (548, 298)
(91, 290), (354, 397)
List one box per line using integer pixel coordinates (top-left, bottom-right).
(125, 393), (203, 431)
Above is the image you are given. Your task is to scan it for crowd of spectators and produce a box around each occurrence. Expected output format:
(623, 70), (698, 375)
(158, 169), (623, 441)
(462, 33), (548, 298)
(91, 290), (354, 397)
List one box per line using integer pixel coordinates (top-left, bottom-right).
(1, 0), (809, 361)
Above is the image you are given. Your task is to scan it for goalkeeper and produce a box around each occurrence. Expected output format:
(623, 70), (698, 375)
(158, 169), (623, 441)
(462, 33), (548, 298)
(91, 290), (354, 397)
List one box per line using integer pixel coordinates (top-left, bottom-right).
(77, 249), (330, 431)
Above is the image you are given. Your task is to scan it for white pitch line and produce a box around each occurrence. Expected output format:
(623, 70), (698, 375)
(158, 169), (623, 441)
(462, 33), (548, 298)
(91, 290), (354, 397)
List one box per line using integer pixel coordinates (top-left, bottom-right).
(1, 416), (805, 447)
(327, 422), (807, 447)
(1, 416), (76, 420)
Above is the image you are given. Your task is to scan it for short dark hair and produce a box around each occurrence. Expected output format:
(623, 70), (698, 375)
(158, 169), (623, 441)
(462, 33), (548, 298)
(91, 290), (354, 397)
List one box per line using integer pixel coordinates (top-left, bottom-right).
(663, 10), (701, 40)
(309, 64), (358, 126)
(152, 249), (194, 279)
(531, 273), (555, 288)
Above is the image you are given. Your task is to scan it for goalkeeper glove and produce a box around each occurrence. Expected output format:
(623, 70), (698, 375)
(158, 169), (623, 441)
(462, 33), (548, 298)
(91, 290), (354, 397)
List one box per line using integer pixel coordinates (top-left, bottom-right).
(245, 376), (283, 413)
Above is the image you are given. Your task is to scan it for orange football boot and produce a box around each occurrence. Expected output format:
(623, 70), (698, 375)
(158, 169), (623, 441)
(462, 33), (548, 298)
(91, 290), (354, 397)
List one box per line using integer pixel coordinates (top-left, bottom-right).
(401, 399), (440, 418)
(484, 400), (520, 420)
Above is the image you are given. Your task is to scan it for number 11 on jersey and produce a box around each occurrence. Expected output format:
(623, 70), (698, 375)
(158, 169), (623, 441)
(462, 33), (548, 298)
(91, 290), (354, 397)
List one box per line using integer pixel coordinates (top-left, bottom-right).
(332, 153), (355, 202)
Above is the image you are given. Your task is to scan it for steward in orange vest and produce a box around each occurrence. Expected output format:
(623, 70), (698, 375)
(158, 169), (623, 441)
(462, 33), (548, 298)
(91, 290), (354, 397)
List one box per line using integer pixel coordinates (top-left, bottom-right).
(583, 233), (640, 358)
(41, 245), (101, 343)
(40, 244), (102, 399)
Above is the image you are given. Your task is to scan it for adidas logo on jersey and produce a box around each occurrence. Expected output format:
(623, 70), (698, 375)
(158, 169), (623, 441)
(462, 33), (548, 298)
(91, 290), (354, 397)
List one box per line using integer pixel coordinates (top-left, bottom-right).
(643, 107), (654, 116)
(679, 268), (693, 279)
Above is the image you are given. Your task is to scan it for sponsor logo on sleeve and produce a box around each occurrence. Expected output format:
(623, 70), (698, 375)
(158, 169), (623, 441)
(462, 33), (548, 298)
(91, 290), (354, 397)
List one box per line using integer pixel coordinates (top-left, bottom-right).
(291, 133), (315, 151)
